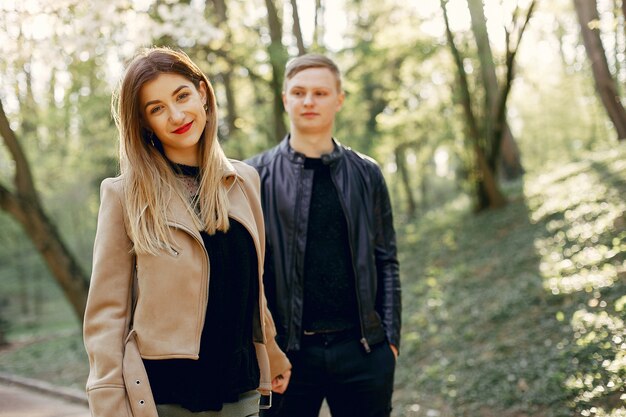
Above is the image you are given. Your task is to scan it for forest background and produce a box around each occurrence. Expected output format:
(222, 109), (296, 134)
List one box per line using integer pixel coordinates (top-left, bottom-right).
(0, 0), (625, 416)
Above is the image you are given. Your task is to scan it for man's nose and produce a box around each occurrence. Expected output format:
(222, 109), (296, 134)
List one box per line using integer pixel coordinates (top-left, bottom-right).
(303, 93), (314, 106)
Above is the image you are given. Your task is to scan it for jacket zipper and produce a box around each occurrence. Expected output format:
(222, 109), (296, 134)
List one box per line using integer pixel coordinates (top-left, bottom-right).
(168, 221), (209, 355)
(290, 163), (305, 350)
(329, 170), (370, 353)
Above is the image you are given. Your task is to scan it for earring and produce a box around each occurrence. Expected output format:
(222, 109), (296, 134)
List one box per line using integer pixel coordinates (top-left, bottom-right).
(149, 131), (156, 147)
(203, 103), (208, 112)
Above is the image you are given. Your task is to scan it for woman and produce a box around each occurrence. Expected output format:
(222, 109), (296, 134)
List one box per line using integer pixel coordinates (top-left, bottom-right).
(83, 47), (291, 417)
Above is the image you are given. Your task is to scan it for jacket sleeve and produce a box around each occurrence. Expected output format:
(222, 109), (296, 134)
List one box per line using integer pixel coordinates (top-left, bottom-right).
(263, 296), (291, 379)
(240, 161), (291, 379)
(372, 167), (402, 350)
(83, 178), (134, 417)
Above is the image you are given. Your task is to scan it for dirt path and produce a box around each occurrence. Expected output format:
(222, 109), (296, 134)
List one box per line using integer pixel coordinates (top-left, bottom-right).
(0, 382), (89, 417)
(0, 375), (333, 417)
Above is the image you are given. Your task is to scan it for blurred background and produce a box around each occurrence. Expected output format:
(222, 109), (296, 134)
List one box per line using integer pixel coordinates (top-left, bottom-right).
(0, 0), (625, 416)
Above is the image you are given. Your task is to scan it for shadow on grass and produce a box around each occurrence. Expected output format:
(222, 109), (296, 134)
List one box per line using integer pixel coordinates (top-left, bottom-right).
(393, 148), (626, 417)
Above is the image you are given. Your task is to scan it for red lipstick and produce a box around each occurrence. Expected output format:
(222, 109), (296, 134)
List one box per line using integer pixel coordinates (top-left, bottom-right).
(173, 122), (193, 134)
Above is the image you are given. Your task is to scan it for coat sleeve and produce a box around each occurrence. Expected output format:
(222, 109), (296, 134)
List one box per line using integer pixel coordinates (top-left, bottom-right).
(240, 161), (291, 379)
(372, 166), (402, 350)
(239, 160), (291, 379)
(262, 297), (291, 379)
(83, 178), (134, 417)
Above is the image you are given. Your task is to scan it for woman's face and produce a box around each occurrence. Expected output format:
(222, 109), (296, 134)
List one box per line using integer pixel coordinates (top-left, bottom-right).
(140, 72), (208, 166)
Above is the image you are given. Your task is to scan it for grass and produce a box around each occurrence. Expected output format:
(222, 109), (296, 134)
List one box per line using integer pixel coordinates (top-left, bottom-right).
(0, 146), (624, 415)
(0, 252), (87, 390)
(393, 145), (626, 417)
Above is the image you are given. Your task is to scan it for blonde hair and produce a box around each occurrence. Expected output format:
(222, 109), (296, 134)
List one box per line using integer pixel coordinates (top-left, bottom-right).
(284, 53), (342, 92)
(112, 47), (229, 255)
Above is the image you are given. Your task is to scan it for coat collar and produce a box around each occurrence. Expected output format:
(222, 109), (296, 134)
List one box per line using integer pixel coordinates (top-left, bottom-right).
(278, 134), (344, 166)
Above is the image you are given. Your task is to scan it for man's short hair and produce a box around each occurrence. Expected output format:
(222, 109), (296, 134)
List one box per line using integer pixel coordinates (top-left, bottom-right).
(284, 54), (342, 92)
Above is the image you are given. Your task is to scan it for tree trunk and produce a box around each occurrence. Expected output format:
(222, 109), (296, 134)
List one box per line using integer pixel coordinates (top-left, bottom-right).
(474, 144), (507, 209)
(440, 0), (507, 211)
(264, 0), (288, 142)
(467, 0), (523, 179)
(313, 0), (324, 49)
(290, 0), (306, 55)
(0, 101), (89, 322)
(574, 0), (626, 140)
(205, 0), (243, 157)
(394, 144), (417, 219)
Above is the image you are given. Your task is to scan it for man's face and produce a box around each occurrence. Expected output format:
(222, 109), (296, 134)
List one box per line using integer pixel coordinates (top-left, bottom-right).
(282, 67), (344, 136)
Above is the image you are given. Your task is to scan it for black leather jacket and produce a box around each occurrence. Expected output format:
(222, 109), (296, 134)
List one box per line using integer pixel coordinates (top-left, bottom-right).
(246, 136), (401, 353)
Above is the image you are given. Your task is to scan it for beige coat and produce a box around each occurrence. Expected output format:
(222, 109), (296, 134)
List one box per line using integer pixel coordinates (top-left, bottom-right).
(83, 160), (290, 417)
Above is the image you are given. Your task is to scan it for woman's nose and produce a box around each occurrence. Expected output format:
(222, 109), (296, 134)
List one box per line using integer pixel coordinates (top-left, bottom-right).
(169, 106), (185, 123)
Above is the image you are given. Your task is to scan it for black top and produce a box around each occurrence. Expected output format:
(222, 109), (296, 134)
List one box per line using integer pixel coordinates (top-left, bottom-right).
(301, 157), (359, 333)
(143, 164), (259, 412)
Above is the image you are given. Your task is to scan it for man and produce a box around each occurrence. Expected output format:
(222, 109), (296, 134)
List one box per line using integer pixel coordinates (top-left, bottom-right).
(246, 54), (401, 417)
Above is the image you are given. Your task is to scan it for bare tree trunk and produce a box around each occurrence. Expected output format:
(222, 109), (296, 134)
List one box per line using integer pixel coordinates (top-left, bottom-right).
(205, 0), (244, 157)
(574, 0), (626, 140)
(0, 100), (89, 322)
(290, 0), (306, 55)
(440, 0), (507, 210)
(394, 144), (417, 219)
(467, 0), (524, 179)
(313, 0), (324, 49)
(264, 0), (288, 142)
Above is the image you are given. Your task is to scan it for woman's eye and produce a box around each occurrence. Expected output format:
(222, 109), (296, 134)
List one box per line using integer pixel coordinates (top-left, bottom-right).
(177, 92), (190, 101)
(149, 106), (162, 115)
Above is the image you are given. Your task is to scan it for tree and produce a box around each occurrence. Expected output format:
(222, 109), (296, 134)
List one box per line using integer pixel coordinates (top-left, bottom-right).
(574, 0), (626, 140)
(467, 0), (524, 179)
(0, 99), (89, 322)
(313, 0), (325, 50)
(439, 0), (536, 211)
(204, 0), (245, 157)
(264, 0), (289, 142)
(290, 0), (306, 55)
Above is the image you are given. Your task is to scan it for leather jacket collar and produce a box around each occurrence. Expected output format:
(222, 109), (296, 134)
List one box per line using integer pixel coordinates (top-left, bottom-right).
(278, 135), (344, 166)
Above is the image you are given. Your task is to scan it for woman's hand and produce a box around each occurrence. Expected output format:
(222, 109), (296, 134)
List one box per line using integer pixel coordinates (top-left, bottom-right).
(271, 369), (291, 394)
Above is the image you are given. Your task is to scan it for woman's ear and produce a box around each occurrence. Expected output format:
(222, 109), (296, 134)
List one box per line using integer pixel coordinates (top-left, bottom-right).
(198, 81), (208, 105)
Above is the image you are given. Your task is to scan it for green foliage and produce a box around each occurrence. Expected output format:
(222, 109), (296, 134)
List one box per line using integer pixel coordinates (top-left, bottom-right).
(1, 2), (626, 415)
(394, 145), (626, 416)
(1, 145), (622, 416)
(0, 332), (87, 390)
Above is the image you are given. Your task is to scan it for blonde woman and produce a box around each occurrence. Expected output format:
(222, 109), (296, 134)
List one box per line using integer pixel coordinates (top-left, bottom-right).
(83, 47), (291, 417)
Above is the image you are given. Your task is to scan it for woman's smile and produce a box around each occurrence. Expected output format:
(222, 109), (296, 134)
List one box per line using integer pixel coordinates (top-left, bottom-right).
(172, 121), (193, 134)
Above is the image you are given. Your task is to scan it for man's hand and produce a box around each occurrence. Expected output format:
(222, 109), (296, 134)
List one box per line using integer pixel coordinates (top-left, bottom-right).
(390, 344), (398, 360)
(271, 369), (291, 394)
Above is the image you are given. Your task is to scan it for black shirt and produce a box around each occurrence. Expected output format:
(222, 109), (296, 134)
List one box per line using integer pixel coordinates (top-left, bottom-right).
(301, 157), (359, 333)
(143, 165), (259, 411)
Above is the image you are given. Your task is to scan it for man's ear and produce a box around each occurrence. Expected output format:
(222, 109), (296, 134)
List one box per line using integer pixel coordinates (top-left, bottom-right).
(336, 91), (345, 111)
(282, 91), (288, 109)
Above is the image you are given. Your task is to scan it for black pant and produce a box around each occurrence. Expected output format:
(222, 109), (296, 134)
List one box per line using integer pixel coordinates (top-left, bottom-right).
(263, 331), (395, 417)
